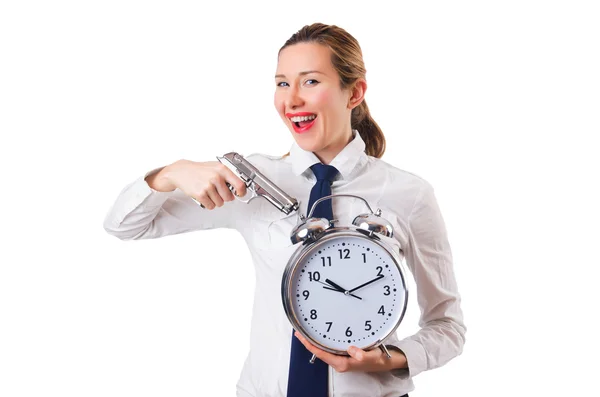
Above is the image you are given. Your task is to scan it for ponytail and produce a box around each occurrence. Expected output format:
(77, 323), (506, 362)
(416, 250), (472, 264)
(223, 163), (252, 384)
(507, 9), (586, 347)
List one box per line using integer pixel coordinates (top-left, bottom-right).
(352, 100), (386, 158)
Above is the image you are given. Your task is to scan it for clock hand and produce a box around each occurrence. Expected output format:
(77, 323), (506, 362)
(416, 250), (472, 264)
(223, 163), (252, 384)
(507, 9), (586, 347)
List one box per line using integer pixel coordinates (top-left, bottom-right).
(324, 278), (363, 300)
(348, 275), (385, 293)
(316, 279), (362, 300)
(315, 279), (339, 290)
(322, 286), (363, 300)
(324, 278), (347, 292)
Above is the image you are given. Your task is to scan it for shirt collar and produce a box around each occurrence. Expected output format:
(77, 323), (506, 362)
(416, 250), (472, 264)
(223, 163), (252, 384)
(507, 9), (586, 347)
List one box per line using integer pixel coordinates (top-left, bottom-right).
(289, 130), (368, 180)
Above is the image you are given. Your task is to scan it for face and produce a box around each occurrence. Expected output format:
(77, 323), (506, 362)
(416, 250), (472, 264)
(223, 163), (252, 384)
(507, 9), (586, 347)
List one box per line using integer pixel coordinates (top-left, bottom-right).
(274, 42), (365, 164)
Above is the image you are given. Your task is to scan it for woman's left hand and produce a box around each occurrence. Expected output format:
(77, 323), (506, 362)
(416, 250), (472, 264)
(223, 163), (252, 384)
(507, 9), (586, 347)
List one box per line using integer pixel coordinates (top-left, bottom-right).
(294, 331), (407, 373)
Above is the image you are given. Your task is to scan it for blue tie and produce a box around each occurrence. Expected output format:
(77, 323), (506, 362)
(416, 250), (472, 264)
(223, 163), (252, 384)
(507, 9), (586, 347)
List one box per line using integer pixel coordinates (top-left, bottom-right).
(286, 163), (339, 397)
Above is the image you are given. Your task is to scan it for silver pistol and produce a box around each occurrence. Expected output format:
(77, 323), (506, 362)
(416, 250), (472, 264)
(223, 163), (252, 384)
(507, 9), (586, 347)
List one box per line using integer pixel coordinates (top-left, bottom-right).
(194, 152), (300, 215)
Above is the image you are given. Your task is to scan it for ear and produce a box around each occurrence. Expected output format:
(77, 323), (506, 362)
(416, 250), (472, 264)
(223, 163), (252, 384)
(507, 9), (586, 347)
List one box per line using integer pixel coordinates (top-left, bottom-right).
(347, 79), (367, 110)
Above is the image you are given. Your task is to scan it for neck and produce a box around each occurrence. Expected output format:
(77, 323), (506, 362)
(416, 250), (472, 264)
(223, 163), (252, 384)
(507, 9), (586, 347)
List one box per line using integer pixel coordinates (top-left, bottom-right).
(315, 129), (354, 164)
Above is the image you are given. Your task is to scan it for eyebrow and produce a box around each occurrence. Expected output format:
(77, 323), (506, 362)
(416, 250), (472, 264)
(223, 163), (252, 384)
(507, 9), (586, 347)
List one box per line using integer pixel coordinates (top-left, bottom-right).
(275, 70), (325, 79)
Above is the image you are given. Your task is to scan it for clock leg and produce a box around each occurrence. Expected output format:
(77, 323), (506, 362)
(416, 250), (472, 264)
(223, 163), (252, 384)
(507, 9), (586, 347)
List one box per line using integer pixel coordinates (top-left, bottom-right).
(379, 344), (392, 359)
(309, 354), (317, 364)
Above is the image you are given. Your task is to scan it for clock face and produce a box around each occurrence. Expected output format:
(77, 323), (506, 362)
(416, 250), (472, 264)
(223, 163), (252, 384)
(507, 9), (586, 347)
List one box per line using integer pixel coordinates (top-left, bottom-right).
(284, 232), (407, 353)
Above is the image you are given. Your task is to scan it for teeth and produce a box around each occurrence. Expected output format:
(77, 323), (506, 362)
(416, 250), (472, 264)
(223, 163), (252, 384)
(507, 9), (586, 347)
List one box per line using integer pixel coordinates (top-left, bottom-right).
(290, 114), (316, 122)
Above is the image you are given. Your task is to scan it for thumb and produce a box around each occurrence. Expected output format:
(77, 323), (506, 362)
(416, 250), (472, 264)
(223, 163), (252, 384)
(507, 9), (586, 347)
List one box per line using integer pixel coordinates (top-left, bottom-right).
(347, 346), (365, 361)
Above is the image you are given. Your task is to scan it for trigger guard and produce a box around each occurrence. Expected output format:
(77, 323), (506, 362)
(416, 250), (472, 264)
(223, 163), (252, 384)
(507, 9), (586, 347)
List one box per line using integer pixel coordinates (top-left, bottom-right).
(234, 189), (257, 203)
(232, 182), (257, 203)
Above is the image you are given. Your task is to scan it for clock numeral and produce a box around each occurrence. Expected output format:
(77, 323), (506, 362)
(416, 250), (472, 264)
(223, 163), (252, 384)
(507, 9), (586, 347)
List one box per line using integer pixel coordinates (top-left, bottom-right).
(362, 253), (367, 263)
(383, 285), (390, 296)
(310, 309), (318, 320)
(308, 271), (321, 282)
(378, 305), (385, 315)
(326, 321), (333, 332)
(376, 266), (383, 277)
(321, 256), (332, 267)
(302, 290), (310, 300)
(338, 248), (350, 259)
(364, 320), (372, 331)
(345, 326), (353, 337)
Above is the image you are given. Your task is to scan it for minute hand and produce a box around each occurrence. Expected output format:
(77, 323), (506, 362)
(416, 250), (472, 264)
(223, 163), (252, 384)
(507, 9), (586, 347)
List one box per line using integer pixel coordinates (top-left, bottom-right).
(348, 275), (384, 293)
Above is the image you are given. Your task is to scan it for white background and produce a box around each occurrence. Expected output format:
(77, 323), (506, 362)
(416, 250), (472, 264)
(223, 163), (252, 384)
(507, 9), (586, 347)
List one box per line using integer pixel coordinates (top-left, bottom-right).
(1, 1), (598, 396)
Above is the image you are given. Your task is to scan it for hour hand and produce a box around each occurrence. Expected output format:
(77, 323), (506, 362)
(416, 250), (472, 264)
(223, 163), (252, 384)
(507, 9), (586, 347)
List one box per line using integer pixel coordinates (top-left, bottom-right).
(324, 279), (346, 293)
(323, 279), (362, 300)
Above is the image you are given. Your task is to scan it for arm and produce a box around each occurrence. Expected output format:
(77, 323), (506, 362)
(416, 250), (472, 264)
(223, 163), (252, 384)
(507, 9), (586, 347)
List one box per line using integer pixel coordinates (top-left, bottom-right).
(102, 160), (247, 241)
(386, 181), (466, 379)
(285, 181), (464, 376)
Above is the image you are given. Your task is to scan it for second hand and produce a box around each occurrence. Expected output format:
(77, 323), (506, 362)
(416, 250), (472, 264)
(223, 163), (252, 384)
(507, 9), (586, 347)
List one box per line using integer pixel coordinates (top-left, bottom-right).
(316, 280), (362, 300)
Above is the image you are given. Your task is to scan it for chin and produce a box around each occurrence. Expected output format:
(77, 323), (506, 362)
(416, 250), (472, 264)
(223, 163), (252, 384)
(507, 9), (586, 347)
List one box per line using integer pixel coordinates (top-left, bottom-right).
(289, 125), (320, 148)
(292, 136), (324, 154)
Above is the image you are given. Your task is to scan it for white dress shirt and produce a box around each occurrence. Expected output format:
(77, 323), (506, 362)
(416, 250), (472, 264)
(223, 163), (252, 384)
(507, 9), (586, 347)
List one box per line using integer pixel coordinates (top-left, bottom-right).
(103, 131), (466, 397)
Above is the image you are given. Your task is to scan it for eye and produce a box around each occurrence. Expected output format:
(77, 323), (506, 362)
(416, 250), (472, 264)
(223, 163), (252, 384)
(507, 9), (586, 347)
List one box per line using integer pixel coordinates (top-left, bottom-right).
(277, 81), (289, 87)
(305, 79), (319, 85)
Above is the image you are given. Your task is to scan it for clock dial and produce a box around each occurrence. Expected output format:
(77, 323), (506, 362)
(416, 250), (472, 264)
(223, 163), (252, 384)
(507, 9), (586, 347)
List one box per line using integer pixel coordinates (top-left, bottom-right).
(287, 233), (407, 352)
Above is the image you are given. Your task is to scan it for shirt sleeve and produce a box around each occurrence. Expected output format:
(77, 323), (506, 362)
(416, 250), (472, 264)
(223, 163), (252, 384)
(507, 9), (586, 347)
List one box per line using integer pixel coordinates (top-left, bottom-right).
(103, 166), (245, 240)
(386, 181), (466, 379)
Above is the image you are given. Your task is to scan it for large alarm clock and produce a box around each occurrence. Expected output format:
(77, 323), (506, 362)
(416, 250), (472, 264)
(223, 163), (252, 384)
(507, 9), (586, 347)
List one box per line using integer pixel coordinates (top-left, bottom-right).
(281, 194), (408, 360)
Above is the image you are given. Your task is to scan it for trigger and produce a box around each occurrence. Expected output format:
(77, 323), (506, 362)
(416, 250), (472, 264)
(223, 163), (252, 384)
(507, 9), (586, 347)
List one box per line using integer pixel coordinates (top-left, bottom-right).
(226, 183), (237, 196)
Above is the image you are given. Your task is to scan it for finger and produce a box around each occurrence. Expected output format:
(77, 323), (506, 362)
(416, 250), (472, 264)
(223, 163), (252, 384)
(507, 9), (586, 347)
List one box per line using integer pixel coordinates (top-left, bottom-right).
(192, 192), (216, 209)
(232, 178), (247, 197)
(347, 346), (366, 362)
(214, 179), (235, 202)
(294, 332), (341, 368)
(294, 332), (320, 355)
(205, 184), (224, 208)
(220, 166), (247, 197)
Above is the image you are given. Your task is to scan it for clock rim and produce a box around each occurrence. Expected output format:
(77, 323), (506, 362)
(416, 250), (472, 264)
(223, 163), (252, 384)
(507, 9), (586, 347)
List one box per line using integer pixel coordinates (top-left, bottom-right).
(281, 226), (409, 355)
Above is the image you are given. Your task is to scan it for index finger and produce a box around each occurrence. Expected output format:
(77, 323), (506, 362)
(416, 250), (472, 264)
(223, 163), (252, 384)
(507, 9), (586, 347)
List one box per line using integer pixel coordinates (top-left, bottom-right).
(219, 164), (248, 197)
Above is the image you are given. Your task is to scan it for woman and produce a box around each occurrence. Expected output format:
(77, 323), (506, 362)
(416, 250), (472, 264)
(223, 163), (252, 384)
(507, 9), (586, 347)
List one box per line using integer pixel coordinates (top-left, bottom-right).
(104, 22), (466, 397)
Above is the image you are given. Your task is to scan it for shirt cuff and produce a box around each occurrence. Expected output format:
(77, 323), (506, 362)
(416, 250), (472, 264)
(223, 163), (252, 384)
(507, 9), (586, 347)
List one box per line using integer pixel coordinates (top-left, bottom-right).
(138, 166), (179, 206)
(386, 338), (427, 379)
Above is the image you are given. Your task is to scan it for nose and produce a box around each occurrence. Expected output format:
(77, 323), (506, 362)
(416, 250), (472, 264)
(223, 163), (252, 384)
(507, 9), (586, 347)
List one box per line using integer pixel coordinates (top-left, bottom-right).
(285, 85), (304, 110)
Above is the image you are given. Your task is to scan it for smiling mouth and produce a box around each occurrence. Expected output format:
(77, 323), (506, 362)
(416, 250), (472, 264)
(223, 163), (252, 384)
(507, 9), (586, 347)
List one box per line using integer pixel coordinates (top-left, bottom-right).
(290, 114), (317, 133)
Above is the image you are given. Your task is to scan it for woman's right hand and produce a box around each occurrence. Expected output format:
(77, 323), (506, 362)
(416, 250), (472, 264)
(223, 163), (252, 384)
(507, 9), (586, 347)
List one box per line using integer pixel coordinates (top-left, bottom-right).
(145, 159), (248, 210)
